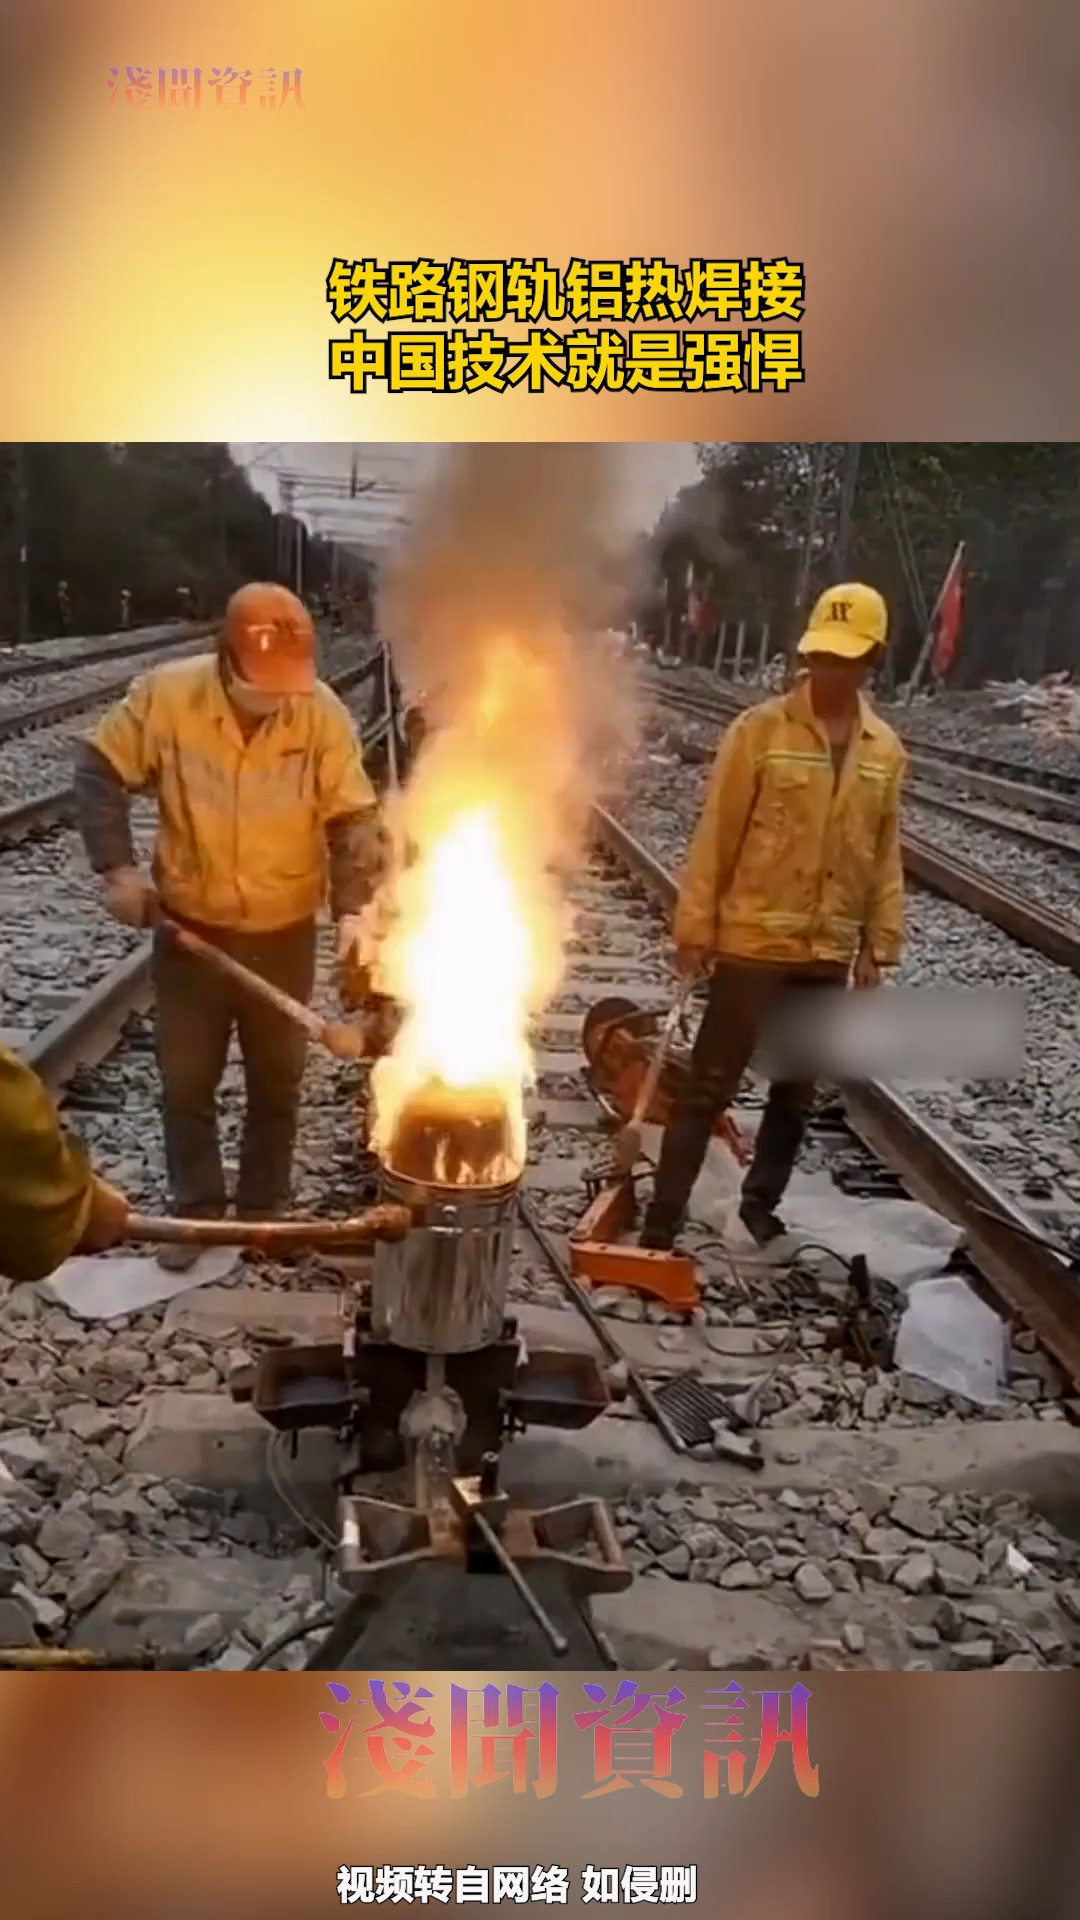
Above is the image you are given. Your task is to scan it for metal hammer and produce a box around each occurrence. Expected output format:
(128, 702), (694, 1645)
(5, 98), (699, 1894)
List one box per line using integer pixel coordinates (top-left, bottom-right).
(160, 918), (368, 1060)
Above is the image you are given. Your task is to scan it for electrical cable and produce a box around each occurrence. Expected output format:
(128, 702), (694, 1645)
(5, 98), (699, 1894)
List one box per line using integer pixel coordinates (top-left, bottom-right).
(785, 1239), (857, 1278)
(266, 1430), (337, 1552)
(242, 1608), (337, 1672)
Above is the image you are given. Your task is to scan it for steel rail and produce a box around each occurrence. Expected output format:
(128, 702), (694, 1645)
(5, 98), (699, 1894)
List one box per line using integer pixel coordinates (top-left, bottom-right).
(17, 650), (390, 1093)
(0, 647), (208, 743)
(900, 830), (1080, 976)
(904, 782), (1080, 856)
(593, 802), (1080, 1389)
(0, 784), (76, 844)
(0, 622), (216, 687)
(904, 753), (1080, 827)
(647, 675), (1080, 825)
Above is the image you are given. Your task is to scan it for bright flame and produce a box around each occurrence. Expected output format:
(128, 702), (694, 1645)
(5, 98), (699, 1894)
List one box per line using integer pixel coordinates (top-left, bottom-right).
(369, 656), (565, 1185)
(373, 806), (535, 1172)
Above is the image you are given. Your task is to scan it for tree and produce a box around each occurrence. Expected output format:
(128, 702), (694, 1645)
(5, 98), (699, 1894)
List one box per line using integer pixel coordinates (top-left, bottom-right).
(657, 443), (1080, 686)
(0, 442), (355, 639)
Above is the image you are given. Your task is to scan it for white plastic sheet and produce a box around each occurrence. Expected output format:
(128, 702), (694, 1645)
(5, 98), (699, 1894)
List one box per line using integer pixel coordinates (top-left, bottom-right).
(894, 1274), (1007, 1406)
(40, 1246), (240, 1321)
(673, 1147), (964, 1293)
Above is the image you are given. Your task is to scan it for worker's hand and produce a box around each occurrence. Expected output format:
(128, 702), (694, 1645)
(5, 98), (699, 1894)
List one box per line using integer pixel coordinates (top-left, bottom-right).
(336, 913), (369, 967)
(77, 1176), (130, 1253)
(101, 866), (157, 929)
(674, 944), (710, 982)
(852, 945), (881, 990)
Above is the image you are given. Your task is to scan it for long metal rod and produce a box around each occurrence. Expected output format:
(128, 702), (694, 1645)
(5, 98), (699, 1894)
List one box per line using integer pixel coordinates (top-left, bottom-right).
(516, 1193), (688, 1454)
(468, 1507), (570, 1656)
(122, 1205), (412, 1249)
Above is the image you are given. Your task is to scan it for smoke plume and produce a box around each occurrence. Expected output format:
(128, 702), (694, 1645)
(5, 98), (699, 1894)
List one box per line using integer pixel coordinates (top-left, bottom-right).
(367, 445), (641, 1171)
(377, 441), (640, 949)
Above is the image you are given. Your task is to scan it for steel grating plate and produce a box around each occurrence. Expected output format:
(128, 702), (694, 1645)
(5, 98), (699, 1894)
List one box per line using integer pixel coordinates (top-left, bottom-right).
(651, 1372), (733, 1447)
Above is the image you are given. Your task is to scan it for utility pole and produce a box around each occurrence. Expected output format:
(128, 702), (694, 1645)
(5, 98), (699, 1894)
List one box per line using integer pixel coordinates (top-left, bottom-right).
(833, 442), (861, 580)
(13, 444), (29, 645)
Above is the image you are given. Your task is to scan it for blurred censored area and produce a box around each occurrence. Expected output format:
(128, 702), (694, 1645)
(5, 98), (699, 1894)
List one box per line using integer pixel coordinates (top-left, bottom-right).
(2, 1674), (1080, 1920)
(0, 0), (1078, 434)
(757, 987), (1026, 1082)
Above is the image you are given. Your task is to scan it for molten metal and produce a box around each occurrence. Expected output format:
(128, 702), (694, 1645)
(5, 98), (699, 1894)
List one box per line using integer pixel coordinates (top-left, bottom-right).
(384, 1081), (519, 1188)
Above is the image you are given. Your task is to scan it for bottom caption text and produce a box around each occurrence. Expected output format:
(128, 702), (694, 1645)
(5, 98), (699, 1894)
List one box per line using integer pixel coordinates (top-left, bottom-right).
(338, 1866), (698, 1905)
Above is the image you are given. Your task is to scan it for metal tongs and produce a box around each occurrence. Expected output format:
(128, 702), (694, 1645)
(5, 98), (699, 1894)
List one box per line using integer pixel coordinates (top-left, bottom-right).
(115, 1203), (413, 1252)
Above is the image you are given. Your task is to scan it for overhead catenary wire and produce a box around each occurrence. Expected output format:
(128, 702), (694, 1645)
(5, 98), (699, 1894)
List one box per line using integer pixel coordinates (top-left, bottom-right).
(873, 443), (932, 631)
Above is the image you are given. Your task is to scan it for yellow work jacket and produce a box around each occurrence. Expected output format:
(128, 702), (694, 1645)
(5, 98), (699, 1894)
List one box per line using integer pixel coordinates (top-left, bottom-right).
(674, 684), (907, 968)
(89, 654), (377, 932)
(0, 1043), (95, 1284)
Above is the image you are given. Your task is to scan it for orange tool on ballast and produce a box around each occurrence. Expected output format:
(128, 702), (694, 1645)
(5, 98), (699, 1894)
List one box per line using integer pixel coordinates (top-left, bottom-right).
(571, 995), (752, 1314)
(570, 1174), (701, 1314)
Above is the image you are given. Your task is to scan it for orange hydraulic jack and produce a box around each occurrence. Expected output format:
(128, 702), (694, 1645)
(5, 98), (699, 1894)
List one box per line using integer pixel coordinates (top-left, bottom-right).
(570, 1174), (700, 1314)
(571, 997), (753, 1315)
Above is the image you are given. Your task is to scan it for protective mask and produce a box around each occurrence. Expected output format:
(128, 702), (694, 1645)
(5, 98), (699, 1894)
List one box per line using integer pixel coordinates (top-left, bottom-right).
(228, 677), (284, 718)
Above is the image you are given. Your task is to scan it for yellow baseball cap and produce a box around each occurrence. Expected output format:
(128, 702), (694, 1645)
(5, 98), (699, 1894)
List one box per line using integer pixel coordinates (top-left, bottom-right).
(797, 583), (888, 661)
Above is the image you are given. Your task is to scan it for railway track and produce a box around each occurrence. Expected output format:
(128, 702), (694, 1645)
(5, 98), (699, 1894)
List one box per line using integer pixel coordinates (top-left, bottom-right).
(593, 807), (1080, 1389)
(503, 811), (1080, 1669)
(0, 637), (227, 745)
(0, 621), (215, 688)
(648, 673), (1080, 828)
(4, 645), (1080, 1672)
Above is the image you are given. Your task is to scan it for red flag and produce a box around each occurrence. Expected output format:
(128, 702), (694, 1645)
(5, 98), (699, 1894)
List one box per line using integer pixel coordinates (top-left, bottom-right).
(931, 543), (964, 677)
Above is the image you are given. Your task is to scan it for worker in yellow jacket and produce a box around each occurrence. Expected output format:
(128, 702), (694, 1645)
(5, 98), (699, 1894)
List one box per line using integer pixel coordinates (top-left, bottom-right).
(73, 583), (384, 1268)
(0, 1042), (129, 1284)
(642, 582), (907, 1251)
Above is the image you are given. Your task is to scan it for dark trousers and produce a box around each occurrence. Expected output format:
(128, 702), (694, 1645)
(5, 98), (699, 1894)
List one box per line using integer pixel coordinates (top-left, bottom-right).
(644, 960), (847, 1238)
(152, 918), (317, 1218)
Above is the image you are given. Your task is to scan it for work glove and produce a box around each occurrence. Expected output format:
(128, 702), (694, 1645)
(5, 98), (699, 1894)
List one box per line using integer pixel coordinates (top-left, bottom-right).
(77, 1176), (131, 1253)
(102, 866), (157, 929)
(336, 913), (369, 968)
